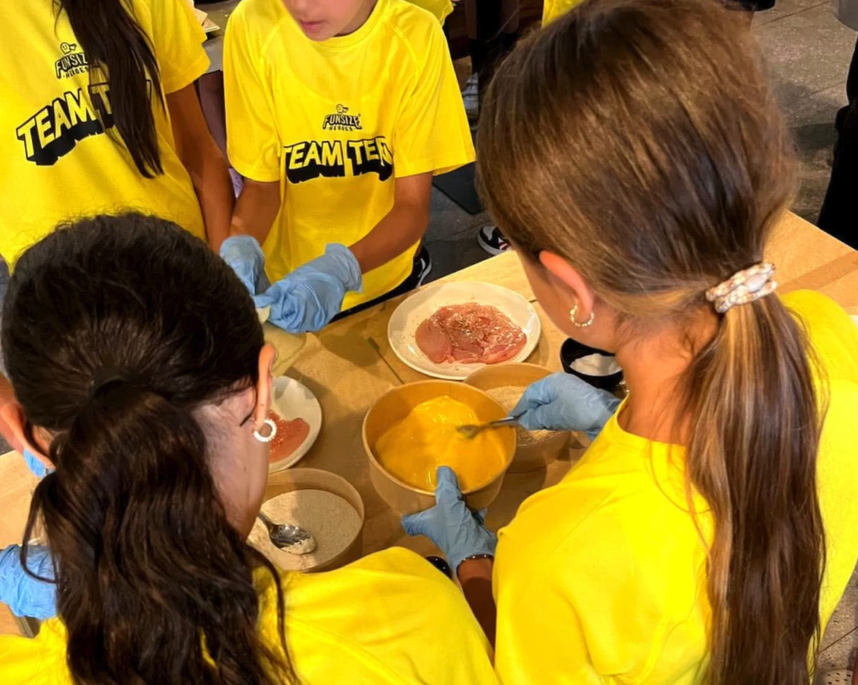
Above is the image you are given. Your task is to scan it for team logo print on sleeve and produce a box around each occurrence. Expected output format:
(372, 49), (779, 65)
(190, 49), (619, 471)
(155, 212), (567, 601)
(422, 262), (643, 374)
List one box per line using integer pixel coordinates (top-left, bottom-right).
(283, 137), (393, 183)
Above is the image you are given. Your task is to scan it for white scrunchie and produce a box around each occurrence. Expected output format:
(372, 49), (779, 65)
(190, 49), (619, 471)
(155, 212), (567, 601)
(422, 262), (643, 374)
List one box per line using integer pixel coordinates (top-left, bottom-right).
(705, 263), (777, 314)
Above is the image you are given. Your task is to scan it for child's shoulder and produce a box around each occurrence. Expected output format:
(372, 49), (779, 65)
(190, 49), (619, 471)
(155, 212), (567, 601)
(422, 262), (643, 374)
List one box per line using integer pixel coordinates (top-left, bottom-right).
(385, 0), (443, 28)
(381, 0), (447, 54)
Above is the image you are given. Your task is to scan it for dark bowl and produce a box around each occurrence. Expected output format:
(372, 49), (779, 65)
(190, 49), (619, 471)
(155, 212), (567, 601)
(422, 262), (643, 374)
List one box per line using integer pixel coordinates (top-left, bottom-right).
(560, 339), (624, 392)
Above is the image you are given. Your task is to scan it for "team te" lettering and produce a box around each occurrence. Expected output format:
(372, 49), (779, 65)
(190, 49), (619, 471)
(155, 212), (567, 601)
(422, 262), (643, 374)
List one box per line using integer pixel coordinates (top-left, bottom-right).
(282, 136), (393, 184)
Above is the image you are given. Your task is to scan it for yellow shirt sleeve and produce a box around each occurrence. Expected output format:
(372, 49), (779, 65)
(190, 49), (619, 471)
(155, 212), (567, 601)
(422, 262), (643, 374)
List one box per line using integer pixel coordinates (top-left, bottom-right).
(0, 549), (497, 685)
(406, 0), (454, 23)
(392, 18), (475, 178)
(0, 618), (70, 685)
(543, 0), (586, 24)
(223, 9), (282, 183)
(494, 471), (709, 685)
(145, 0), (210, 94)
(256, 547), (498, 684)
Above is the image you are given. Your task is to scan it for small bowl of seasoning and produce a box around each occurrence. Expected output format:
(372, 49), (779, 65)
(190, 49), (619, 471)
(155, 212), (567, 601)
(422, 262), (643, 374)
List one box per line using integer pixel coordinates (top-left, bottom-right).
(560, 339), (623, 392)
(248, 468), (365, 573)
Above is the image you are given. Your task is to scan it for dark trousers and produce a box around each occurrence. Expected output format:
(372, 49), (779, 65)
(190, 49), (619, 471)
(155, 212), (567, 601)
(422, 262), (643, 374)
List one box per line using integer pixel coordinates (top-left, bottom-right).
(818, 36), (858, 249)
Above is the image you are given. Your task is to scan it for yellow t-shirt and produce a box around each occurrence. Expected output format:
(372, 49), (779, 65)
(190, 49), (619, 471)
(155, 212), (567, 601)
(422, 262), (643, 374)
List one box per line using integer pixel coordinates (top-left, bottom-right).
(493, 290), (858, 685)
(224, 0), (475, 309)
(543, 0), (585, 23)
(0, 0), (208, 265)
(0, 548), (497, 684)
(408, 0), (454, 23)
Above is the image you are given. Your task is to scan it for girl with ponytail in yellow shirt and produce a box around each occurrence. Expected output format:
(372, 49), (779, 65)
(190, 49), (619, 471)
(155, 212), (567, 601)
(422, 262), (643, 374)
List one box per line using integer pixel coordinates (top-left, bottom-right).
(0, 214), (497, 685)
(404, 1), (858, 684)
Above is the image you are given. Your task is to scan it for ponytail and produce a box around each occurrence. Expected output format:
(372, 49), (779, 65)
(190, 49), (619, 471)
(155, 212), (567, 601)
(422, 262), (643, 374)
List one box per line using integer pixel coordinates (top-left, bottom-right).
(22, 377), (293, 685)
(5, 214), (295, 685)
(683, 297), (824, 685)
(58, 0), (164, 177)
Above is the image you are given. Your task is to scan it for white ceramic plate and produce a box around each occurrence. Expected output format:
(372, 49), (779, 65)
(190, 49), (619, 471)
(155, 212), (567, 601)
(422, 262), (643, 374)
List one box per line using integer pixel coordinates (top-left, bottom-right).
(268, 376), (322, 472)
(387, 281), (541, 380)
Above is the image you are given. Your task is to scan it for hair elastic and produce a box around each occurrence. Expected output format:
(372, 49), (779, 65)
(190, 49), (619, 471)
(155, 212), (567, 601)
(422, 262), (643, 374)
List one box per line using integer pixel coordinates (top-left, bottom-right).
(706, 262), (777, 314)
(89, 368), (145, 398)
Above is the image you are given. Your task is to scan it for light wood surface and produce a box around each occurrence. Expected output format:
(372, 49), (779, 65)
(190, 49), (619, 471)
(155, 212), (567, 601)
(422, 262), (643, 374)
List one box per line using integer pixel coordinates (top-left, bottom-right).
(2, 212), (856, 635)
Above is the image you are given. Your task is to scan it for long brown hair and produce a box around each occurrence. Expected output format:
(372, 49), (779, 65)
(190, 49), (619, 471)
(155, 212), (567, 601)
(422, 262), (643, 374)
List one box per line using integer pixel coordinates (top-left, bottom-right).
(4, 215), (294, 685)
(477, 1), (825, 684)
(57, 0), (164, 176)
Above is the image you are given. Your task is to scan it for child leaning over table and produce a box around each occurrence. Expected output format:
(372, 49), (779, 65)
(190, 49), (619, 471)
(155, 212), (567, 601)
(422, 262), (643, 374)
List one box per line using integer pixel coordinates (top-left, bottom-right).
(220, 0), (474, 333)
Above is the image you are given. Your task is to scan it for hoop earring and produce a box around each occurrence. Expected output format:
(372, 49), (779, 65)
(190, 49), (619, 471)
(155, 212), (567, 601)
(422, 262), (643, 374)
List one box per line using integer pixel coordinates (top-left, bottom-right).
(253, 418), (277, 443)
(570, 304), (595, 328)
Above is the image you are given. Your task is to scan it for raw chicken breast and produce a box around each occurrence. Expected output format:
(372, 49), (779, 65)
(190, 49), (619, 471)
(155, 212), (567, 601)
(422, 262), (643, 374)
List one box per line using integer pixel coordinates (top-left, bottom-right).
(415, 304), (526, 365)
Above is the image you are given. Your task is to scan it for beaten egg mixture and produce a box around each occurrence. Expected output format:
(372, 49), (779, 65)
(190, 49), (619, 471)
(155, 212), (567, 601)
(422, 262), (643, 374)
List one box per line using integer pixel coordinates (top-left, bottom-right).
(375, 396), (508, 491)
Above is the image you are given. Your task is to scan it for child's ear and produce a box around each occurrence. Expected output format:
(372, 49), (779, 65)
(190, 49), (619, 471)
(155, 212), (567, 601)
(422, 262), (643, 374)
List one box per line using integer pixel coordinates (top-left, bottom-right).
(539, 251), (596, 319)
(253, 344), (276, 431)
(0, 402), (54, 470)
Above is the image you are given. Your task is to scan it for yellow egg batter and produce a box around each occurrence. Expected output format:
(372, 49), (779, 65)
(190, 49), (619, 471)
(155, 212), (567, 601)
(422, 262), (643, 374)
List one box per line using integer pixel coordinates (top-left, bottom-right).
(375, 396), (508, 492)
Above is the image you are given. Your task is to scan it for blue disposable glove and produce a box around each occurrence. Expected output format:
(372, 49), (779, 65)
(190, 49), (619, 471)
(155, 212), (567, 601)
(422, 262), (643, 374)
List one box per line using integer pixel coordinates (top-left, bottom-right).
(511, 372), (622, 440)
(0, 544), (56, 620)
(253, 244), (362, 334)
(219, 235), (270, 296)
(22, 448), (48, 478)
(401, 466), (497, 572)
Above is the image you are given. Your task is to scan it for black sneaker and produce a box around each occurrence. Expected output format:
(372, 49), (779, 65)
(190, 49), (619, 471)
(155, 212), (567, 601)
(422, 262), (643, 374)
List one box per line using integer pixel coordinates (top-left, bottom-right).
(477, 225), (511, 256)
(415, 245), (433, 285)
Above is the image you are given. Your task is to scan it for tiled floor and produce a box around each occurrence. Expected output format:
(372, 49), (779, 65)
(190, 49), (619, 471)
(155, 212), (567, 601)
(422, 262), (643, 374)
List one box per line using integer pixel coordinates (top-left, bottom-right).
(755, 1), (857, 223)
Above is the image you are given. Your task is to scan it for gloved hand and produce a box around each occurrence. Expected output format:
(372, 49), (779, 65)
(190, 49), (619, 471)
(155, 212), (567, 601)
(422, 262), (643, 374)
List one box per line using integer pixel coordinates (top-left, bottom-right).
(253, 244), (362, 334)
(22, 448), (49, 479)
(220, 235), (270, 296)
(511, 372), (622, 440)
(402, 466), (497, 573)
(0, 544), (56, 620)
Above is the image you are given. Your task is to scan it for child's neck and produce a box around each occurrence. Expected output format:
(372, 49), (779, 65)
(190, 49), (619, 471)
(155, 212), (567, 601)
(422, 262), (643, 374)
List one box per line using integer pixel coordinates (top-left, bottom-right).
(337, 0), (379, 36)
(615, 310), (717, 445)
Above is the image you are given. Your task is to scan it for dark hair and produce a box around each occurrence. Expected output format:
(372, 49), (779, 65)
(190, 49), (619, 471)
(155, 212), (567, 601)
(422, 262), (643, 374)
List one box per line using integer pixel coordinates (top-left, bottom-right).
(5, 214), (294, 685)
(478, 1), (824, 684)
(58, 0), (164, 176)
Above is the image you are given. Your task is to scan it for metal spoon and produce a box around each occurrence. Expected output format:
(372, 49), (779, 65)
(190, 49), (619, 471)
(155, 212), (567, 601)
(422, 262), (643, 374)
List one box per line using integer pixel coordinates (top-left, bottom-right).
(257, 512), (317, 555)
(457, 415), (522, 440)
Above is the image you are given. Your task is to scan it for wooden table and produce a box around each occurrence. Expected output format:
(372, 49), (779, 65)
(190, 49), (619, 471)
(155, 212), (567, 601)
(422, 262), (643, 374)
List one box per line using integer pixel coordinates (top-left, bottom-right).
(2, 212), (856, 635)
